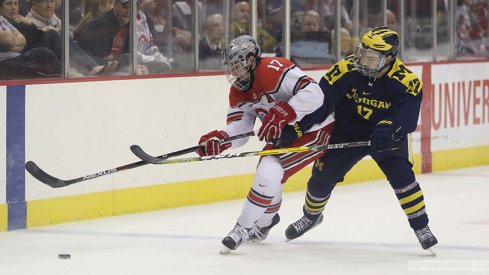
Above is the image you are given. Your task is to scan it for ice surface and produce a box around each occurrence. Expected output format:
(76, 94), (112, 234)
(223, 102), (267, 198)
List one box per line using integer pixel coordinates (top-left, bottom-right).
(1, 166), (488, 275)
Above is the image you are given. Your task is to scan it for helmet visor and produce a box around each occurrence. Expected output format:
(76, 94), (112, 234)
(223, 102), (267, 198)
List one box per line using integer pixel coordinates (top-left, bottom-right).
(353, 43), (387, 77)
(224, 57), (251, 90)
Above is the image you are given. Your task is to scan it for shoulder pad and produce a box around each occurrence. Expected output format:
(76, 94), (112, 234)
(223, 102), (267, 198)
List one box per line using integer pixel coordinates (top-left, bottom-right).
(387, 59), (423, 96)
(229, 87), (249, 108)
(322, 55), (356, 85)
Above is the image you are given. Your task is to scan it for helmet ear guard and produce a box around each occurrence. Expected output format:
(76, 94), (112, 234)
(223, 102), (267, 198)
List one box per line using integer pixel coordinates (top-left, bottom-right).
(353, 26), (399, 77)
(222, 35), (262, 91)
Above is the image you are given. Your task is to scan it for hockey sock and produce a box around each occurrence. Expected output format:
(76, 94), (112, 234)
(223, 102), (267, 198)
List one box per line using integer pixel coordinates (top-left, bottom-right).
(394, 180), (429, 230)
(379, 158), (429, 230)
(255, 184), (284, 228)
(237, 156), (284, 228)
(303, 190), (330, 220)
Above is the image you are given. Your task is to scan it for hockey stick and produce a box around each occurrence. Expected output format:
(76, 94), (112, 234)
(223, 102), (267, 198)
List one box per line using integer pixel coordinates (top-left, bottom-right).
(25, 131), (254, 188)
(130, 131), (254, 164)
(150, 140), (371, 165)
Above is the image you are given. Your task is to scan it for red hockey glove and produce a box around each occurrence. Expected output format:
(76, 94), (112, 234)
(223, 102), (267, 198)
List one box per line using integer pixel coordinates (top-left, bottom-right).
(258, 102), (297, 143)
(197, 130), (232, 156)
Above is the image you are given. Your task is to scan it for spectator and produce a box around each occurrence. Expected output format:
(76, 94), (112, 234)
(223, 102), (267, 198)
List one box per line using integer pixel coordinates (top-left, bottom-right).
(19, 0), (113, 76)
(301, 10), (321, 32)
(0, 0), (61, 59)
(375, 9), (398, 32)
(73, 0), (115, 39)
(1, 0), (60, 57)
(77, 0), (171, 74)
(456, 0), (489, 56)
(76, 0), (130, 65)
(231, 1), (277, 52)
(0, 14), (60, 79)
(199, 13), (224, 70)
(330, 27), (353, 59)
(26, 0), (60, 31)
(136, 4), (172, 72)
(321, 0), (352, 31)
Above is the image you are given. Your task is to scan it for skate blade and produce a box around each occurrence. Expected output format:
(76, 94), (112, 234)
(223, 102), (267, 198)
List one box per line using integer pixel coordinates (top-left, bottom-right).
(427, 246), (437, 256)
(219, 245), (232, 254)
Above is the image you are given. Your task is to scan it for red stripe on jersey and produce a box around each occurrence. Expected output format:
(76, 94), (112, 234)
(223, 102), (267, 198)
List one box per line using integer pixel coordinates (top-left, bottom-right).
(293, 76), (315, 95)
(226, 113), (243, 124)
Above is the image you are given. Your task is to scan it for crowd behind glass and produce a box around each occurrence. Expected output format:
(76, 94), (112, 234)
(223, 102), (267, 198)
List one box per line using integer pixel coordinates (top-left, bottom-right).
(0, 0), (488, 80)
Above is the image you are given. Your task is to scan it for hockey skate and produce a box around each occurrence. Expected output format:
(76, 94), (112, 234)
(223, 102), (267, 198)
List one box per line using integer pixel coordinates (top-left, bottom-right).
(285, 214), (324, 241)
(220, 223), (250, 254)
(249, 214), (280, 243)
(414, 225), (438, 254)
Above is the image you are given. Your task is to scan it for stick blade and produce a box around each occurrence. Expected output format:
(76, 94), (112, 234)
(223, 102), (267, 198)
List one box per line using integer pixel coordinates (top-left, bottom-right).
(25, 161), (69, 188)
(130, 145), (161, 164)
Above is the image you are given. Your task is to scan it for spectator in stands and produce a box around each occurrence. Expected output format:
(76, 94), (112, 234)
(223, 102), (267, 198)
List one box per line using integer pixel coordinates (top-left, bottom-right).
(76, 0), (130, 65)
(321, 0), (352, 31)
(73, 0), (114, 39)
(301, 10), (321, 32)
(199, 13), (224, 70)
(330, 27), (353, 60)
(7, 0), (112, 76)
(141, 0), (192, 57)
(456, 0), (489, 56)
(0, 14), (60, 79)
(77, 0), (171, 74)
(231, 1), (277, 52)
(375, 9), (398, 32)
(136, 1), (172, 72)
(26, 0), (60, 31)
(1, 0), (60, 57)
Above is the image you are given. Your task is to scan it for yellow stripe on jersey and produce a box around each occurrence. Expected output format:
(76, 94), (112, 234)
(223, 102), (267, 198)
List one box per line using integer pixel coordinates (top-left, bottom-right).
(323, 55), (356, 85)
(399, 190), (423, 205)
(387, 59), (423, 96)
(404, 201), (426, 215)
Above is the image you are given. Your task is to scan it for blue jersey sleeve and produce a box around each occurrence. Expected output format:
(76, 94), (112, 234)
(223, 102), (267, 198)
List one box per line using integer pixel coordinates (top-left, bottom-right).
(298, 58), (355, 130)
(384, 62), (423, 135)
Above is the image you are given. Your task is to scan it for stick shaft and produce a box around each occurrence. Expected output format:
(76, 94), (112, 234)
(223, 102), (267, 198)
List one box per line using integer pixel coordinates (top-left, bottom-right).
(26, 132), (255, 188)
(154, 141), (371, 164)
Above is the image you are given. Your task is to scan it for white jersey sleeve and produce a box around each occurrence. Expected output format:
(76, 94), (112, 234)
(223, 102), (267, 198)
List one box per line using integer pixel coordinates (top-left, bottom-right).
(223, 106), (256, 149)
(287, 81), (324, 122)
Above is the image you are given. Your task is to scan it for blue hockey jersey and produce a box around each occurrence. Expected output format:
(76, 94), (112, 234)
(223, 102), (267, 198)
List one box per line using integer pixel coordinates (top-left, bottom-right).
(303, 55), (423, 138)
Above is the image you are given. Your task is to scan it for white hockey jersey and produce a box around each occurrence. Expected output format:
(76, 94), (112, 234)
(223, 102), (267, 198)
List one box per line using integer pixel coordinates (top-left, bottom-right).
(224, 57), (335, 148)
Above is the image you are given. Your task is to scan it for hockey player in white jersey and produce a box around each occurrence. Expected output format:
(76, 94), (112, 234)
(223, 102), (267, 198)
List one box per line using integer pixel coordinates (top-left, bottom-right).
(196, 35), (335, 253)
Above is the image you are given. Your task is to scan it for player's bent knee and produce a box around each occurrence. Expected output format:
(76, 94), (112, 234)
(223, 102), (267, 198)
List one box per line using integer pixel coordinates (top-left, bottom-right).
(256, 156), (284, 182)
(253, 156), (284, 195)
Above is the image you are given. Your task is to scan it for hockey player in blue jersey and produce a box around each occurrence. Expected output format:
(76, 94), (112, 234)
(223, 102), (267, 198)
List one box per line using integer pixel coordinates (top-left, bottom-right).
(285, 26), (438, 252)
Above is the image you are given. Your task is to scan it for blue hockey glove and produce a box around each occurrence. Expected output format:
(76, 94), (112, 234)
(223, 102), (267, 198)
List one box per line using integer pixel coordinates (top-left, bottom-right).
(370, 121), (401, 152)
(273, 122), (305, 147)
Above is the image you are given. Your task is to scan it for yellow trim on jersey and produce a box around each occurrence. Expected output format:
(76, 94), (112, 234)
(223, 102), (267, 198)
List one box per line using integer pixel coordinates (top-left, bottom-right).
(322, 56), (356, 85)
(399, 190), (423, 205)
(404, 201), (425, 215)
(387, 59), (423, 96)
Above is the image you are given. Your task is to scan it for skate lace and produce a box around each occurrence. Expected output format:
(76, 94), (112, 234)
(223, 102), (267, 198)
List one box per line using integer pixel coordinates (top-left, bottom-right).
(228, 225), (250, 243)
(249, 226), (265, 240)
(415, 226), (433, 241)
(293, 216), (314, 233)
